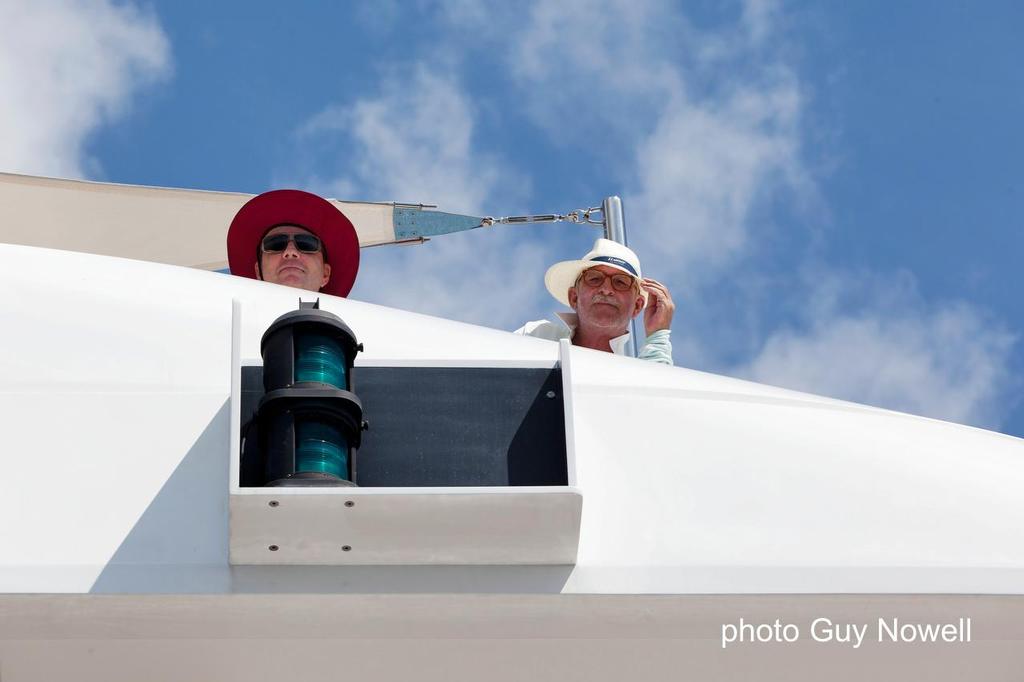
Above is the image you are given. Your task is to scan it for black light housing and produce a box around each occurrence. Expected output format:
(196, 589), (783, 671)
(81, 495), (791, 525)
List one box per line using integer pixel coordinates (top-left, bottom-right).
(256, 300), (365, 487)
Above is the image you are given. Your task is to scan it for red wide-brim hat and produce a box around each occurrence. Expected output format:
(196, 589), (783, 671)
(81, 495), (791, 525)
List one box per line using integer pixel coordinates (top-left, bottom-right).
(227, 189), (360, 297)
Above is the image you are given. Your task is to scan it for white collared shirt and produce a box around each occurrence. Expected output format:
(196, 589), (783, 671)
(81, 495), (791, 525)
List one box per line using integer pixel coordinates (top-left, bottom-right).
(514, 312), (673, 365)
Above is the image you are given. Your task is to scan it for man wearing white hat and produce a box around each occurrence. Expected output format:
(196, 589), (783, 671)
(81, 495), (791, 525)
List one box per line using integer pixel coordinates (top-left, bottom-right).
(515, 238), (674, 364)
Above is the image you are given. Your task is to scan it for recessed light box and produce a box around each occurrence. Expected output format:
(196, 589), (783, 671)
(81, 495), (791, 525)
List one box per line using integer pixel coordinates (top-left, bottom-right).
(227, 300), (582, 566)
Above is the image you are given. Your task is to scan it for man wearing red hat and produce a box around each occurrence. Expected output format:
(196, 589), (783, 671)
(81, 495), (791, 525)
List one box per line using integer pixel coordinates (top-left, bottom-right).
(227, 189), (361, 296)
(515, 238), (674, 365)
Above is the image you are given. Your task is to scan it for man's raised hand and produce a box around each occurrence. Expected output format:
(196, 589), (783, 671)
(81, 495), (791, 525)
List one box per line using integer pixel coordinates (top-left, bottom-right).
(641, 278), (675, 336)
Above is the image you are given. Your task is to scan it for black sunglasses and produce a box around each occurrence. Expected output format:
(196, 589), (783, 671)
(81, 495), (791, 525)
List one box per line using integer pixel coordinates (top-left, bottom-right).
(261, 233), (322, 254)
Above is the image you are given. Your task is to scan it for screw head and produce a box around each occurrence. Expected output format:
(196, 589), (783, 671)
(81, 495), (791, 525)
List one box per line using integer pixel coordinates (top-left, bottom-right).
(268, 545), (279, 552)
(344, 500), (355, 508)
(268, 500), (279, 507)
(342, 545), (352, 552)
(546, 390), (556, 398)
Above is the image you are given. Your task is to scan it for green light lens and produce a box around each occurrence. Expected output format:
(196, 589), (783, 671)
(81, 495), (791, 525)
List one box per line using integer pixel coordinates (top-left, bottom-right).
(295, 333), (347, 388)
(295, 419), (349, 479)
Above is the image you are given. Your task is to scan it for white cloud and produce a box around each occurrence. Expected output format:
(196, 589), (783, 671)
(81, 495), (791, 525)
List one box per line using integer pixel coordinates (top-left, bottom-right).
(0, 0), (170, 178)
(472, 0), (1021, 430)
(737, 272), (1018, 429)
(628, 76), (807, 291)
(351, 229), (551, 329)
(301, 66), (523, 215)
(502, 0), (688, 144)
(296, 1), (1017, 432)
(476, 0), (812, 291)
(741, 0), (782, 45)
(298, 65), (541, 327)
(305, 0), (807, 314)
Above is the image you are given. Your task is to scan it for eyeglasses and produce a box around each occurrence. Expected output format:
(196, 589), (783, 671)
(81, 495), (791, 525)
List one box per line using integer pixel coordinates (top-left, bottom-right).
(577, 268), (636, 292)
(261, 233), (322, 254)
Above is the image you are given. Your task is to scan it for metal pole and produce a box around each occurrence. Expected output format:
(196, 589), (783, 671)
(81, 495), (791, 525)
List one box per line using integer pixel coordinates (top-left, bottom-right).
(601, 196), (640, 357)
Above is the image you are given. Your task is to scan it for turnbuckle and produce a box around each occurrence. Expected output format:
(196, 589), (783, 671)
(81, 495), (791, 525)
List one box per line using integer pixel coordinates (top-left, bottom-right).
(480, 206), (604, 227)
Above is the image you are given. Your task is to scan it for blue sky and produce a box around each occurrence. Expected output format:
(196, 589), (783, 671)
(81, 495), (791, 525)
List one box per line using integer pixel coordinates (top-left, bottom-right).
(3, 0), (1023, 436)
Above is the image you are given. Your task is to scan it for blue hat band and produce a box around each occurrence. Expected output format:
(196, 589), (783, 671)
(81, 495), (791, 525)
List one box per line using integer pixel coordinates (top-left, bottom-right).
(589, 255), (638, 277)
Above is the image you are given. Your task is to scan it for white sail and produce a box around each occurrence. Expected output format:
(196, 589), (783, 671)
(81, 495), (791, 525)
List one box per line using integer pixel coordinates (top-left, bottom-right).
(0, 171), (402, 269)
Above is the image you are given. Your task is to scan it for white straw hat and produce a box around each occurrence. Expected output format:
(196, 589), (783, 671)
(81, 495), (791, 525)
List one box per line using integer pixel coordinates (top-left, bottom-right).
(544, 238), (646, 308)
